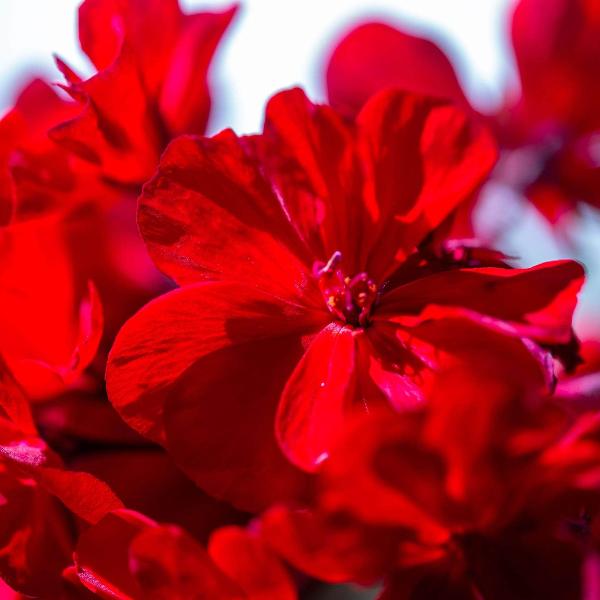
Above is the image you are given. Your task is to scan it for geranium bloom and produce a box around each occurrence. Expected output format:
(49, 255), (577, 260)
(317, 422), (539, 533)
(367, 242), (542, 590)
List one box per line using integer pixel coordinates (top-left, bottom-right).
(2, 0), (237, 348)
(107, 87), (583, 512)
(70, 509), (296, 599)
(326, 0), (600, 220)
(0, 357), (122, 596)
(51, 0), (237, 185)
(262, 346), (600, 598)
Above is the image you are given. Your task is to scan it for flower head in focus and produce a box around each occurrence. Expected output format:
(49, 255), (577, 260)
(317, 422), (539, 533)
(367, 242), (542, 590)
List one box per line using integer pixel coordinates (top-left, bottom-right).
(106, 86), (584, 513)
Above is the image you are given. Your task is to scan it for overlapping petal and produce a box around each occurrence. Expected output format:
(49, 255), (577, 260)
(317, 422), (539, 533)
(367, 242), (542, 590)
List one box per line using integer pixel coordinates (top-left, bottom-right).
(74, 510), (296, 599)
(326, 22), (469, 117)
(0, 217), (103, 398)
(107, 282), (325, 509)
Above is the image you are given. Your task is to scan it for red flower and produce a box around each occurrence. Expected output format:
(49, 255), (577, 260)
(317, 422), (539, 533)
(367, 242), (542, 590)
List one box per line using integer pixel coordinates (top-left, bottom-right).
(262, 345), (600, 598)
(326, 22), (469, 120)
(0, 216), (103, 399)
(71, 509), (296, 599)
(0, 77), (158, 355)
(325, 0), (600, 219)
(106, 87), (583, 512)
(0, 357), (122, 596)
(51, 0), (237, 185)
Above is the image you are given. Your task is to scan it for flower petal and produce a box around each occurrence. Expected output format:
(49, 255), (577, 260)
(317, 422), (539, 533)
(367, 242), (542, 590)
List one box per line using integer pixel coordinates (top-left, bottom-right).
(129, 524), (244, 600)
(0, 218), (102, 398)
(163, 333), (313, 512)
(356, 90), (497, 279)
(107, 282), (322, 510)
(208, 526), (297, 600)
(50, 46), (161, 184)
(326, 22), (469, 117)
(107, 281), (324, 443)
(159, 7), (238, 136)
(138, 131), (316, 297)
(378, 260), (584, 344)
(261, 88), (364, 268)
(276, 322), (357, 470)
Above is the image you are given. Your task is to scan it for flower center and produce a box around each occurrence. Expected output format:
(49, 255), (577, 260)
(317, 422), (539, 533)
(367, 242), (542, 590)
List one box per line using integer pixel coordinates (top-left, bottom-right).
(314, 251), (378, 327)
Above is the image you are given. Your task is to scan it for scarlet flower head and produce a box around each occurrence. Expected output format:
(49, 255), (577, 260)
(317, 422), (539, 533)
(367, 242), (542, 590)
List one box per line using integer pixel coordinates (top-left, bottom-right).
(51, 0), (238, 185)
(106, 86), (584, 513)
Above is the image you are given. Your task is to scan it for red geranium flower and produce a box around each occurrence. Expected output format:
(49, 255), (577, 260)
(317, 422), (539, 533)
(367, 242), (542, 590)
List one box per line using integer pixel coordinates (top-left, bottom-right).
(51, 0), (237, 185)
(70, 509), (296, 599)
(0, 357), (122, 596)
(107, 87), (583, 512)
(262, 340), (600, 598)
(325, 0), (600, 220)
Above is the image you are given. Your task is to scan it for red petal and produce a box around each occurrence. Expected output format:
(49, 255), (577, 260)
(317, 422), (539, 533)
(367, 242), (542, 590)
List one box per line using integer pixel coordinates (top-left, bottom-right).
(276, 323), (357, 470)
(129, 525), (244, 599)
(138, 131), (317, 296)
(78, 0), (182, 83)
(378, 260), (584, 344)
(0, 440), (122, 525)
(50, 46), (161, 185)
(0, 356), (36, 436)
(356, 90), (497, 280)
(0, 218), (101, 399)
(163, 333), (313, 512)
(208, 526), (297, 600)
(512, 0), (600, 132)
(0, 468), (73, 596)
(321, 411), (451, 542)
(159, 7), (238, 136)
(72, 449), (245, 543)
(326, 22), (469, 117)
(261, 88), (364, 269)
(107, 282), (321, 511)
(107, 281), (324, 443)
(260, 505), (400, 585)
(75, 509), (153, 599)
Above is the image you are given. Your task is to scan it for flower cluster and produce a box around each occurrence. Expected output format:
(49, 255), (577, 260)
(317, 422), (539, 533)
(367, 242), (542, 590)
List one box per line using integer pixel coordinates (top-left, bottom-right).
(0, 0), (599, 598)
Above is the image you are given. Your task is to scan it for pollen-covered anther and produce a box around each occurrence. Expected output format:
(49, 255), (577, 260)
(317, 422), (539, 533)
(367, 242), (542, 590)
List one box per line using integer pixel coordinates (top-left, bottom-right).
(314, 251), (378, 327)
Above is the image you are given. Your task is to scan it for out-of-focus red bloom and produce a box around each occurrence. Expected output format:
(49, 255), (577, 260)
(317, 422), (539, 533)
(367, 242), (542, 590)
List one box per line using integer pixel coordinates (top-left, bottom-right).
(0, 357), (122, 596)
(325, 0), (600, 219)
(0, 76), (159, 355)
(106, 86), (584, 512)
(51, 0), (237, 185)
(71, 509), (296, 599)
(0, 79), (108, 224)
(71, 449), (247, 545)
(326, 22), (468, 119)
(262, 350), (600, 598)
(0, 216), (103, 399)
(1, 0), (237, 344)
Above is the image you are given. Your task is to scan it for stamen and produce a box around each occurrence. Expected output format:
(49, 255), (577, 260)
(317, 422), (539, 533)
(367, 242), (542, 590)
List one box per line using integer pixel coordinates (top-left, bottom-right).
(314, 251), (378, 327)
